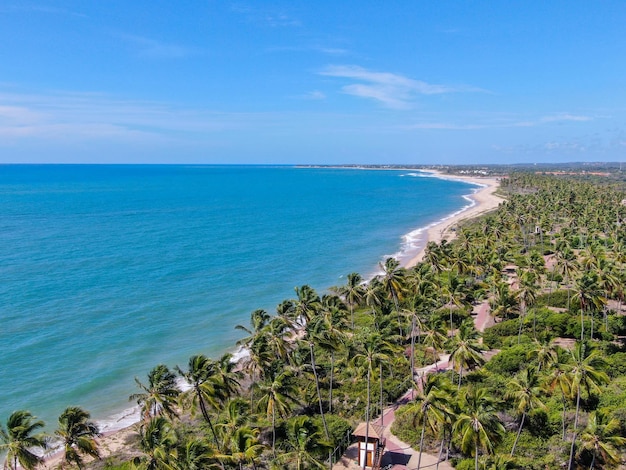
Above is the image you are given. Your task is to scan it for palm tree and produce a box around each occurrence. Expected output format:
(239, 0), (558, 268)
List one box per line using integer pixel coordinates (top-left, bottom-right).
(572, 272), (606, 341)
(566, 342), (609, 470)
(406, 374), (453, 470)
(315, 295), (348, 414)
(349, 331), (394, 470)
(215, 398), (249, 450)
(0, 410), (48, 470)
(577, 410), (626, 469)
(516, 271), (538, 341)
(134, 416), (177, 470)
(294, 285), (321, 325)
(172, 437), (219, 470)
(378, 257), (406, 335)
(448, 321), (485, 389)
(341, 272), (365, 328)
(55, 406), (100, 469)
(504, 367), (546, 456)
(278, 416), (330, 470)
(130, 364), (180, 421)
(255, 370), (299, 456)
(423, 319), (447, 371)
(218, 426), (264, 470)
(453, 387), (505, 470)
(176, 355), (221, 448)
(235, 308), (270, 347)
(302, 318), (330, 443)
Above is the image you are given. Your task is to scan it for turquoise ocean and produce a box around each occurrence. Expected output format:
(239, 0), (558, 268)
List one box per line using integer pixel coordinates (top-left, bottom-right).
(0, 165), (476, 431)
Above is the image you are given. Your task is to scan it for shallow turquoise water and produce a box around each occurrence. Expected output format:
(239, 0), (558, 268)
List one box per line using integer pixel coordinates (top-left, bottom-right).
(0, 165), (474, 430)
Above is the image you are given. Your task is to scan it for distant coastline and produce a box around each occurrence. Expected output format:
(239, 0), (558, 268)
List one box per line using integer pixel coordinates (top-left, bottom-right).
(404, 169), (503, 267)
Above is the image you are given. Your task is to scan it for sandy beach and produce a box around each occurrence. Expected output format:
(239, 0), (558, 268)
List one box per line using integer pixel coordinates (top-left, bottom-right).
(39, 169), (503, 469)
(405, 170), (504, 268)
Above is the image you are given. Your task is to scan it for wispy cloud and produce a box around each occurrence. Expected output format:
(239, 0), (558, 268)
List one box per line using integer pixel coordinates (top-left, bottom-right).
(231, 4), (301, 28)
(319, 65), (477, 109)
(301, 91), (326, 100)
(115, 33), (195, 59)
(0, 90), (257, 143)
(407, 112), (596, 131)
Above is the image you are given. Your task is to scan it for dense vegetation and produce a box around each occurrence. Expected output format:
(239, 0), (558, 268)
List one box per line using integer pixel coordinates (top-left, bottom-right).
(2, 171), (626, 469)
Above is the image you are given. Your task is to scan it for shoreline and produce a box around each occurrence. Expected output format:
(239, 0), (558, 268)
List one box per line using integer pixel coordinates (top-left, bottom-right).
(41, 169), (503, 468)
(403, 170), (504, 268)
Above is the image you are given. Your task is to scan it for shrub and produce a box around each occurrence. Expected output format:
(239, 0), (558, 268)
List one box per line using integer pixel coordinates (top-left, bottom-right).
(484, 344), (530, 375)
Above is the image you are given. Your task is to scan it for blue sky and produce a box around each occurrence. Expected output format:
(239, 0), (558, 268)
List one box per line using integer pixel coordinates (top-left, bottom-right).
(1, 1), (625, 164)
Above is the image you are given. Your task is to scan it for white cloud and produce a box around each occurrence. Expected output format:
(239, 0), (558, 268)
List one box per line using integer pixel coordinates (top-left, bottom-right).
(0, 90), (258, 144)
(319, 65), (472, 109)
(303, 91), (326, 100)
(115, 33), (195, 59)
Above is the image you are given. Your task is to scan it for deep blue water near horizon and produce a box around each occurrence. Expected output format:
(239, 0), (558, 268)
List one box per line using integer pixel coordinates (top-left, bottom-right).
(0, 164), (474, 430)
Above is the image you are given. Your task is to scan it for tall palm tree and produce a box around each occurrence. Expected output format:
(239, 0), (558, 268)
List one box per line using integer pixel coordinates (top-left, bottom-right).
(341, 272), (365, 328)
(176, 355), (221, 448)
(315, 295), (348, 414)
(134, 416), (177, 470)
(218, 426), (265, 470)
(130, 364), (180, 421)
(171, 437), (219, 470)
(294, 285), (321, 325)
(453, 387), (505, 470)
(516, 270), (538, 341)
(407, 374), (454, 470)
(448, 321), (485, 389)
(572, 272), (606, 341)
(577, 410), (626, 469)
(504, 367), (546, 456)
(378, 257), (406, 336)
(566, 342), (609, 470)
(423, 319), (447, 371)
(255, 370), (299, 456)
(302, 318), (329, 443)
(235, 308), (270, 347)
(349, 331), (394, 470)
(0, 410), (48, 470)
(278, 416), (330, 470)
(55, 406), (100, 469)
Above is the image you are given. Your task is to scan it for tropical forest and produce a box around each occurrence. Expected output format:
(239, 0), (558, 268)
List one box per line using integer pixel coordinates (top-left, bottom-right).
(2, 170), (626, 470)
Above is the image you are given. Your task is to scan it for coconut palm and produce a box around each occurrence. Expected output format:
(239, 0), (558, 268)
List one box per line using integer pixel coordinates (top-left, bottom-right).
(55, 406), (100, 469)
(448, 320), (485, 389)
(577, 410), (626, 469)
(176, 355), (221, 448)
(293, 285), (321, 325)
(134, 416), (177, 470)
(516, 270), (538, 341)
(302, 317), (330, 442)
(572, 272), (606, 341)
(130, 364), (180, 421)
(341, 272), (365, 328)
(0, 410), (48, 470)
(349, 331), (395, 470)
(235, 308), (270, 347)
(504, 367), (546, 456)
(378, 257), (406, 335)
(171, 437), (219, 470)
(218, 426), (264, 470)
(453, 387), (505, 470)
(315, 295), (348, 413)
(278, 416), (330, 470)
(566, 342), (609, 470)
(406, 374), (454, 470)
(255, 370), (299, 456)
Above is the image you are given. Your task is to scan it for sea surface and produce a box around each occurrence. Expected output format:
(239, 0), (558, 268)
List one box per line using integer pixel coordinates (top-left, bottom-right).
(0, 165), (476, 431)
